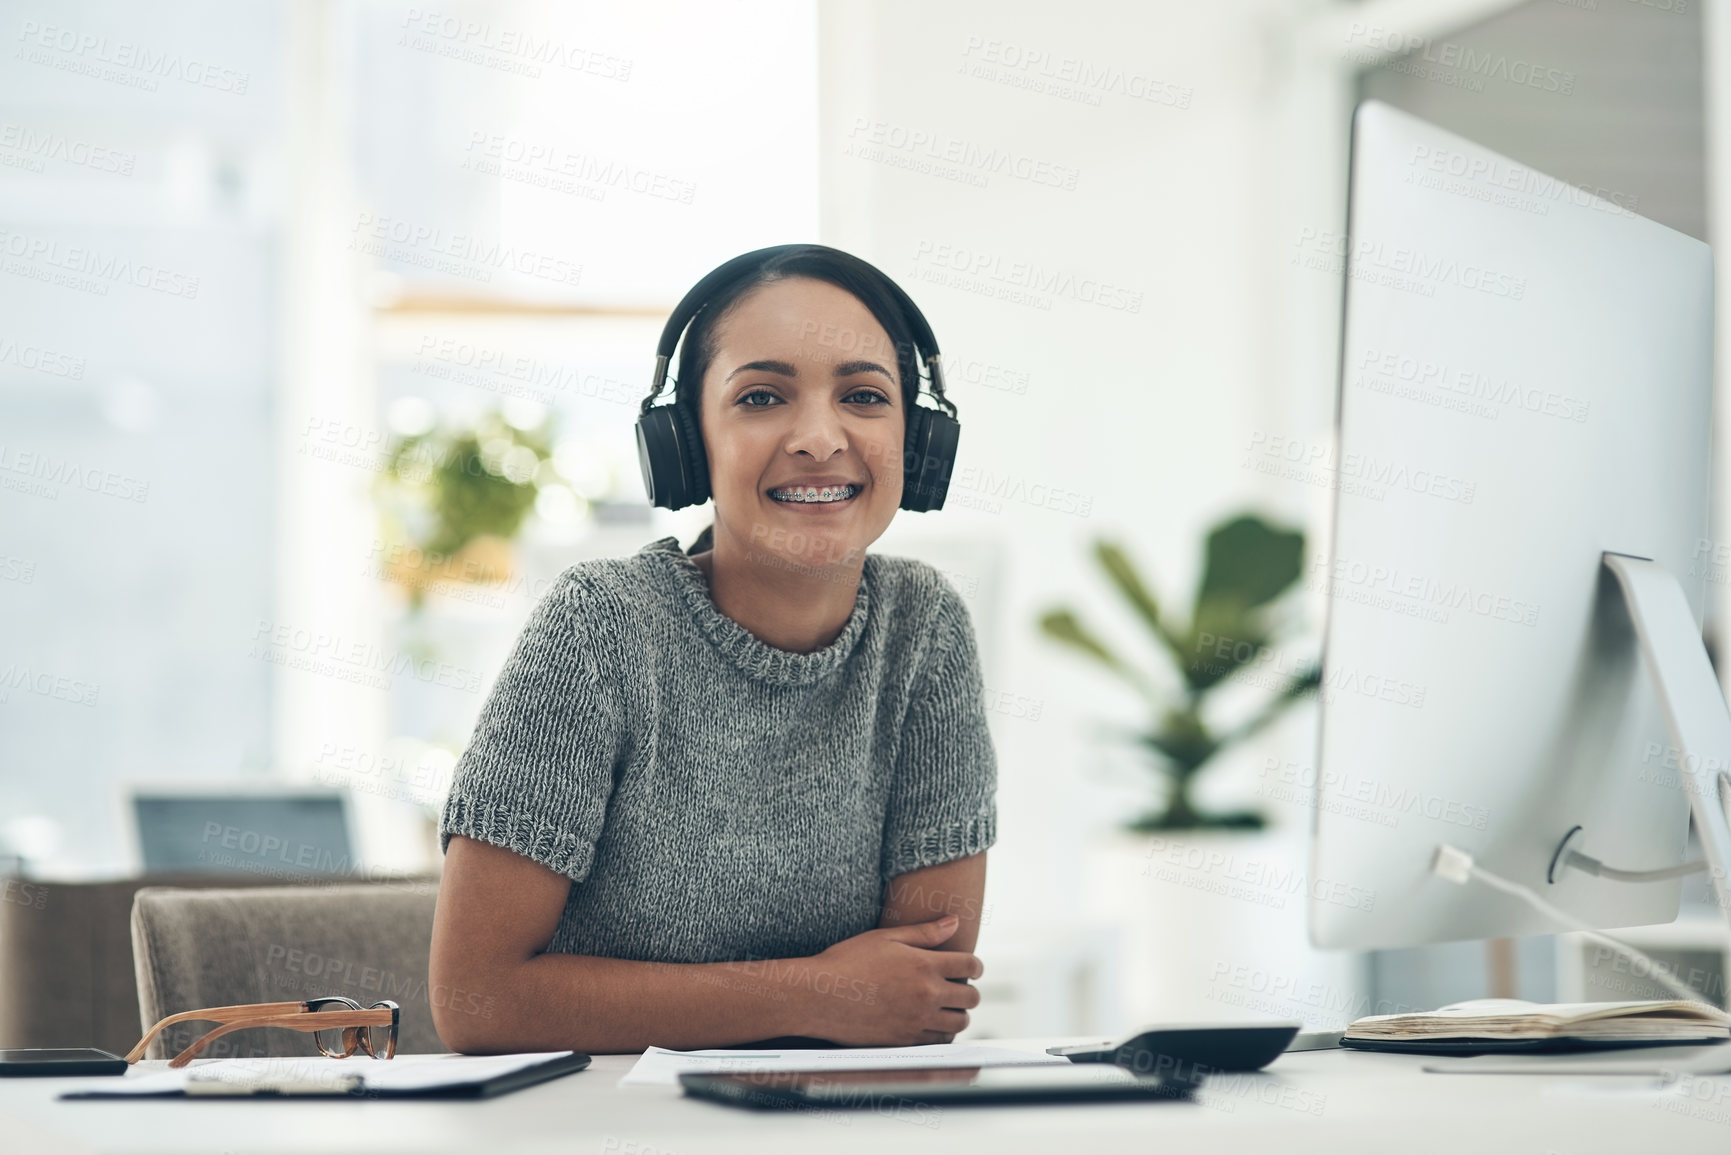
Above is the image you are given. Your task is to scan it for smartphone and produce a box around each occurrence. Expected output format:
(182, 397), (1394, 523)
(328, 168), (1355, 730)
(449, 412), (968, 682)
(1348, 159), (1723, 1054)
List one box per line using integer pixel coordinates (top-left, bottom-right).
(0, 1048), (128, 1076)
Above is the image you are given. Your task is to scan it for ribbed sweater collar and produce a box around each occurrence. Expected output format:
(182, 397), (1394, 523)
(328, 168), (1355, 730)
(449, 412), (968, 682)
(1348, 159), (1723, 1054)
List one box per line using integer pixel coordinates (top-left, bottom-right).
(639, 536), (873, 687)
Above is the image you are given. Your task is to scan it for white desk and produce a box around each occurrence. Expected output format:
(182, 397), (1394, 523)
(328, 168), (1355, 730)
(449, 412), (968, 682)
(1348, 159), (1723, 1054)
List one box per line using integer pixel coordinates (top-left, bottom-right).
(2, 1036), (1727, 1155)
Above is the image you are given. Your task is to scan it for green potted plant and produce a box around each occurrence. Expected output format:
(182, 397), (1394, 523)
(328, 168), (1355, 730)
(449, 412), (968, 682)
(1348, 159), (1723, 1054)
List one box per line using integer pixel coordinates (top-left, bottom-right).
(1039, 511), (1340, 1025)
(371, 407), (557, 614)
(1039, 512), (1320, 831)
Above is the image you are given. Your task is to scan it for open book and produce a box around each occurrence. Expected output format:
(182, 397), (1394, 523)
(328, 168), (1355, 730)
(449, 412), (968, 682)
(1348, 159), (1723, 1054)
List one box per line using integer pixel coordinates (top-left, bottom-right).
(1345, 999), (1731, 1051)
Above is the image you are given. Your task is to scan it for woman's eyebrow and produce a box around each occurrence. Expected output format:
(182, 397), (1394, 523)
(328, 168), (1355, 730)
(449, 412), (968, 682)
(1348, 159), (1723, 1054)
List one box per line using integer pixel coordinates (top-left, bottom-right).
(833, 359), (894, 382)
(726, 359), (798, 381)
(725, 358), (894, 382)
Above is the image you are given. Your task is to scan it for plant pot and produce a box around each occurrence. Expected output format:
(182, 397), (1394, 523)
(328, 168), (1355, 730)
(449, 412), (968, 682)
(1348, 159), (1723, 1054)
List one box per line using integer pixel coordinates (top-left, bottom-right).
(1084, 822), (1367, 1028)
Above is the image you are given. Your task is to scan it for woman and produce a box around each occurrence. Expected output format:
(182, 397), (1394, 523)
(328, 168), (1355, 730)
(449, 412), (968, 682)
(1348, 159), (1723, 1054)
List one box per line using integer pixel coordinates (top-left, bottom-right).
(429, 245), (996, 1054)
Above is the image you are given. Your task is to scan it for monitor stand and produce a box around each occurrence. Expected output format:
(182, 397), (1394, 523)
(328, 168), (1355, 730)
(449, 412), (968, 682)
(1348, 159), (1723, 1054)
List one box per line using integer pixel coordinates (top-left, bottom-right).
(1600, 552), (1731, 925)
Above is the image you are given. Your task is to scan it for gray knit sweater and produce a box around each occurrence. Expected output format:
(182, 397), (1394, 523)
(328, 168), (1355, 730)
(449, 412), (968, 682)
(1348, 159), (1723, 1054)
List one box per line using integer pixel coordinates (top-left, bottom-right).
(438, 535), (998, 964)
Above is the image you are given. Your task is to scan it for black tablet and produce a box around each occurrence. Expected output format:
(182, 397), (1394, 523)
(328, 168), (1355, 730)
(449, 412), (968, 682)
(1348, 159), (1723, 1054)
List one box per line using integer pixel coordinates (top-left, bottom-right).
(679, 1064), (1200, 1111)
(0, 1048), (128, 1076)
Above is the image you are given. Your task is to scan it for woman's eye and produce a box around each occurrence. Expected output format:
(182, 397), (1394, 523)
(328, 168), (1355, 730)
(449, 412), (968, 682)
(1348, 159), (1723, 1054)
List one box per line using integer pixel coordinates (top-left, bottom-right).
(739, 388), (780, 407)
(845, 389), (889, 405)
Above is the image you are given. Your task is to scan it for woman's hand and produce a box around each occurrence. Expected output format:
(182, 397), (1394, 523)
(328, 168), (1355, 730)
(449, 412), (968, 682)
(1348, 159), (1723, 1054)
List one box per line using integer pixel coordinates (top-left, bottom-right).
(795, 915), (984, 1045)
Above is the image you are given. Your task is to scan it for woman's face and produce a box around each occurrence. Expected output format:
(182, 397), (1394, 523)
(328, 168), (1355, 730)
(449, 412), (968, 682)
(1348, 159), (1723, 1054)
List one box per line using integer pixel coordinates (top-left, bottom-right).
(698, 275), (905, 573)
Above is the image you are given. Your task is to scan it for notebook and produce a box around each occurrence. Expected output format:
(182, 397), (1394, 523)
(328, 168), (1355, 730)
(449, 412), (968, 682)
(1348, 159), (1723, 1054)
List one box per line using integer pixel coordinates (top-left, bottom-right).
(1343, 999), (1731, 1054)
(60, 1051), (590, 1099)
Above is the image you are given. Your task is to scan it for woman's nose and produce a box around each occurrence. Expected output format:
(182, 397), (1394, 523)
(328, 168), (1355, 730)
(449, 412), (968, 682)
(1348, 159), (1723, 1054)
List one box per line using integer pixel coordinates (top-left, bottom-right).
(784, 402), (847, 459)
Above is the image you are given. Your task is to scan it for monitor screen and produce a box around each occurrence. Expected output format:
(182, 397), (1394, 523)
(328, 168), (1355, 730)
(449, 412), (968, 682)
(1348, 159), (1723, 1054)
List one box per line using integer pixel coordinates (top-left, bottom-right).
(1309, 102), (1712, 950)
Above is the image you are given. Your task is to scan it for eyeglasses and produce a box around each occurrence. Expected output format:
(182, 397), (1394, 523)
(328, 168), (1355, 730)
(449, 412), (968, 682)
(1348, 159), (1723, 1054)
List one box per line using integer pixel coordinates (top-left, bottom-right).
(127, 997), (400, 1069)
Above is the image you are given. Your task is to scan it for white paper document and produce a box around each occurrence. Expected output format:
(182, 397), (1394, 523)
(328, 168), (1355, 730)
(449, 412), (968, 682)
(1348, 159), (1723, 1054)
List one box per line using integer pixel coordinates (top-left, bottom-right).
(620, 1043), (1069, 1088)
(59, 1052), (576, 1097)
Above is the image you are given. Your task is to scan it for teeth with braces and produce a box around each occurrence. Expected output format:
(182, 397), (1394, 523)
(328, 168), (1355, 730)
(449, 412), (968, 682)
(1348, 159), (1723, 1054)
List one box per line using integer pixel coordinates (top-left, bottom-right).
(771, 485), (858, 503)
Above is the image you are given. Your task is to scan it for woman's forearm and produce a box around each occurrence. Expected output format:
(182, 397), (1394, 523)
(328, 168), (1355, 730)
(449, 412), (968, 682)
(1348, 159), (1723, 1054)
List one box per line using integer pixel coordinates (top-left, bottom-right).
(435, 949), (852, 1054)
(429, 835), (895, 1053)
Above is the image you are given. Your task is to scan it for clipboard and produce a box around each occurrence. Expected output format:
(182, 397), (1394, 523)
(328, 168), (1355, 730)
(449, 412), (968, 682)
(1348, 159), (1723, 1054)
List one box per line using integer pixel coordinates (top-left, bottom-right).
(60, 1051), (592, 1100)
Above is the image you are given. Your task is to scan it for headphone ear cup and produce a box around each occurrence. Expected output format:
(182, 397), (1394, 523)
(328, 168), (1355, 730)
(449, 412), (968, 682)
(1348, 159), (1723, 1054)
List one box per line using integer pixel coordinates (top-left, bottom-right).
(636, 404), (711, 510)
(635, 406), (687, 510)
(900, 406), (960, 512)
(673, 402), (711, 507)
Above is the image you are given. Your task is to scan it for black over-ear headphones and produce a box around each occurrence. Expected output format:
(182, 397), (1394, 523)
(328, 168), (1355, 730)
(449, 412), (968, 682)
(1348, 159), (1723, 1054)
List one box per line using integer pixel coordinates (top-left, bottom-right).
(634, 244), (960, 512)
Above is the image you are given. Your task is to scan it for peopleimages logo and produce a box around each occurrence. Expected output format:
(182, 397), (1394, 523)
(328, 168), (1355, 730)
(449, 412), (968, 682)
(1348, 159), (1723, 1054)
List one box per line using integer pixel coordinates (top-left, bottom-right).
(910, 240), (1143, 313)
(0, 122), (135, 175)
(412, 335), (636, 407)
(1241, 431), (1477, 505)
(0, 334), (85, 380)
(1209, 961), (1424, 1021)
(0, 227), (201, 298)
(1293, 228), (1526, 301)
(249, 619), (484, 694)
(397, 9), (632, 81)
(957, 35), (1194, 109)
(1140, 835), (1377, 912)
(15, 19), (251, 94)
(1309, 553), (1541, 629)
(1259, 757), (1489, 831)
(0, 442), (150, 503)
(844, 117), (1081, 191)
(347, 213), (583, 288)
(0, 664), (100, 707)
(1407, 145), (1637, 219)
(264, 943), (496, 1019)
(1354, 346), (1588, 424)
(1343, 23), (1575, 96)
(723, 956), (879, 1004)
(462, 131), (695, 204)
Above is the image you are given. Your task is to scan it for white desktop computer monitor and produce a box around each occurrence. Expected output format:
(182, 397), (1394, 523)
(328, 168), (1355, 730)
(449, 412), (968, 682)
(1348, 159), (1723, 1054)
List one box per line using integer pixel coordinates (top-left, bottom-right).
(1308, 101), (1729, 950)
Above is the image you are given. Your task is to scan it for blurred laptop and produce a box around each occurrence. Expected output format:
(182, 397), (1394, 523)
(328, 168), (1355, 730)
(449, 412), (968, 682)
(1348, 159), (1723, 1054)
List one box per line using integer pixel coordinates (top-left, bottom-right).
(128, 782), (355, 878)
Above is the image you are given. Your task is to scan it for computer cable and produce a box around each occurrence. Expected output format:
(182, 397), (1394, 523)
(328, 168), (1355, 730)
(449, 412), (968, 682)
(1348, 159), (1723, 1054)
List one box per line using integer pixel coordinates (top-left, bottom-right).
(1550, 825), (1706, 885)
(1562, 851), (1706, 884)
(1431, 843), (1713, 1007)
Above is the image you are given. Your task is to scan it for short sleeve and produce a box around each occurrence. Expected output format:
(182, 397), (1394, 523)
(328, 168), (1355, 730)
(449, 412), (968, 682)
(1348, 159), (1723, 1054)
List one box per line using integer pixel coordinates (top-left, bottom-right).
(880, 583), (999, 880)
(438, 573), (622, 883)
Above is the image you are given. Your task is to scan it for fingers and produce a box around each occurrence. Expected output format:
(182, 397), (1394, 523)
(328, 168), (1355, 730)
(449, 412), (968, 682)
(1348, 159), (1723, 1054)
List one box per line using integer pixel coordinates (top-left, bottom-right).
(929, 1008), (970, 1034)
(934, 951), (984, 981)
(937, 981), (981, 1011)
(877, 915), (961, 946)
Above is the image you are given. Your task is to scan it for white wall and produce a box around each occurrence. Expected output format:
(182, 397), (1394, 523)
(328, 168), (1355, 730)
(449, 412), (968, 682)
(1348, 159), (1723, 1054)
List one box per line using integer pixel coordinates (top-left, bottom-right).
(818, 0), (1364, 1029)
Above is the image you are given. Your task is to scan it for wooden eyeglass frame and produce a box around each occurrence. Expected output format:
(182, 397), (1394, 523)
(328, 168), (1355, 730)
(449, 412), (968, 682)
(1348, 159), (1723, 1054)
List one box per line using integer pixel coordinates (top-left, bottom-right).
(127, 998), (400, 1069)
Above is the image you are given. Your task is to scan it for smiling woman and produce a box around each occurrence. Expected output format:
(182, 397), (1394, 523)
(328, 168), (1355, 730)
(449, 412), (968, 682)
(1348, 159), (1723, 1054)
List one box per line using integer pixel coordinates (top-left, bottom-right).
(429, 245), (997, 1056)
